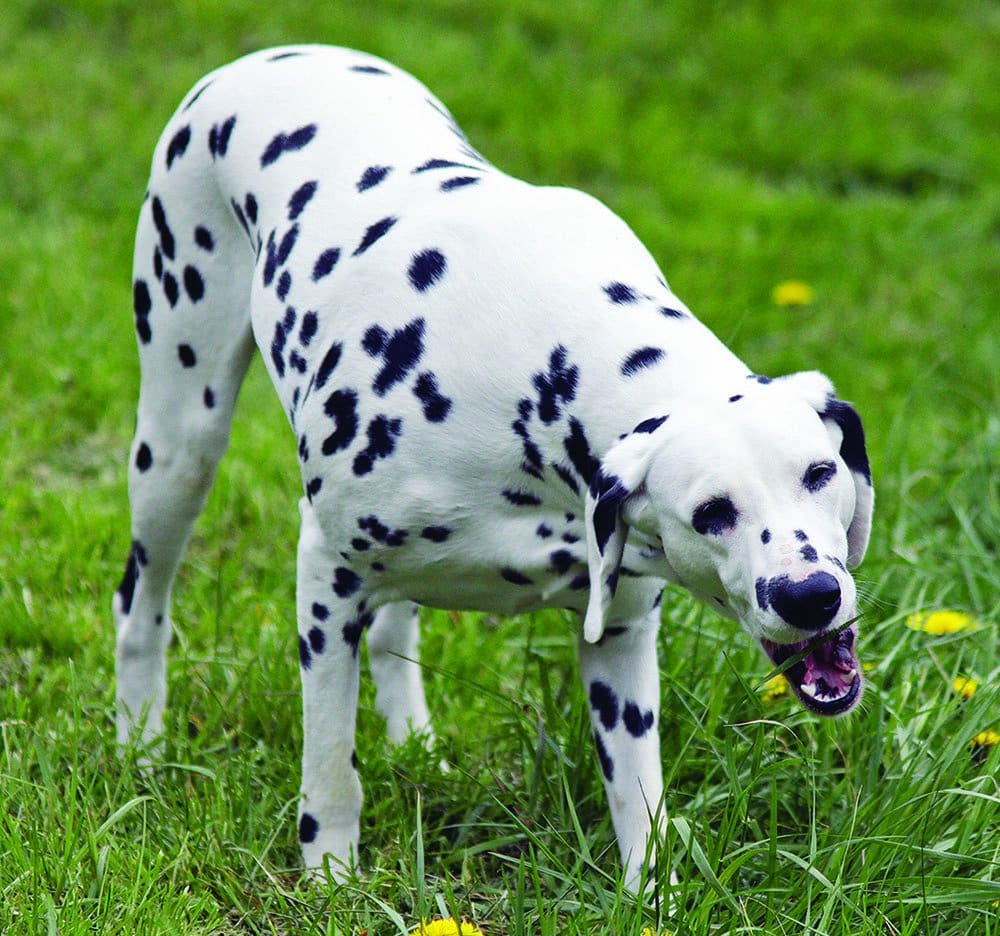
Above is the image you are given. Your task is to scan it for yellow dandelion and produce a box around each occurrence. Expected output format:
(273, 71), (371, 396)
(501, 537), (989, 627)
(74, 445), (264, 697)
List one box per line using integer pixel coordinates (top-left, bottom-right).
(953, 676), (979, 700)
(970, 730), (999, 750)
(970, 729), (999, 766)
(904, 610), (978, 635)
(772, 280), (815, 307)
(641, 929), (673, 936)
(761, 673), (790, 702)
(410, 920), (484, 936)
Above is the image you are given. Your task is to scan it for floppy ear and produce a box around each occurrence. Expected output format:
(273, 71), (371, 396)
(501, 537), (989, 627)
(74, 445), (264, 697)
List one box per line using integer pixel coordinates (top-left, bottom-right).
(582, 422), (666, 643)
(776, 371), (874, 568)
(821, 396), (873, 567)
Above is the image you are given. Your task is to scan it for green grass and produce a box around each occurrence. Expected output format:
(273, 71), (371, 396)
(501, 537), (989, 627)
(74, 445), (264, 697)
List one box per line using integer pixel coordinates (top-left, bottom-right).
(1, 1), (998, 932)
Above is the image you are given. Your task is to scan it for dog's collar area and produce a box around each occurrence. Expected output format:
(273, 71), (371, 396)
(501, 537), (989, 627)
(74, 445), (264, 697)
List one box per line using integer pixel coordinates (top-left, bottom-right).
(760, 626), (861, 715)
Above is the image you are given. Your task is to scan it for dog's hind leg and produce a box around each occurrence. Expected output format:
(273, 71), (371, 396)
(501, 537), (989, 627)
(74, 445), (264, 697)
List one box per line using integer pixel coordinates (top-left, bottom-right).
(114, 177), (255, 751)
(367, 602), (434, 743)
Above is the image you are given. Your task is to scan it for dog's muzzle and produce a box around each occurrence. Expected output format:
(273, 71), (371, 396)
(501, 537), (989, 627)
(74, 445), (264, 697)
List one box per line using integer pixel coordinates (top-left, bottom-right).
(760, 625), (861, 715)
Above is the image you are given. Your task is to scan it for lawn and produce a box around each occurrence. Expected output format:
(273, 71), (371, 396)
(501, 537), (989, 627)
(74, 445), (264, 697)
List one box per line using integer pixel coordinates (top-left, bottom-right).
(1, 1), (997, 933)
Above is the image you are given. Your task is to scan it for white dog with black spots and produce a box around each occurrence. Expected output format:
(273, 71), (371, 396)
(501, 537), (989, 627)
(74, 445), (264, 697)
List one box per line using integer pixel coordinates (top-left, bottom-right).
(114, 46), (873, 892)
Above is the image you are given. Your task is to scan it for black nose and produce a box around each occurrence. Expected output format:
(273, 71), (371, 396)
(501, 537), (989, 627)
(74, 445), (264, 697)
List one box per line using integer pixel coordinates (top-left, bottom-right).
(768, 572), (842, 631)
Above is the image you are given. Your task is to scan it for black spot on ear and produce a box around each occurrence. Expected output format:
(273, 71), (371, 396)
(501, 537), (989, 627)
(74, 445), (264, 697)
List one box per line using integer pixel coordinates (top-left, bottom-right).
(590, 471), (629, 555)
(822, 397), (872, 484)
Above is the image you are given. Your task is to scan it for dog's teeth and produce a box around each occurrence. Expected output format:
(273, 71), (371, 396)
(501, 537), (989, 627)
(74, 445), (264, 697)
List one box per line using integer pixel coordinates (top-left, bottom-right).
(800, 681), (819, 699)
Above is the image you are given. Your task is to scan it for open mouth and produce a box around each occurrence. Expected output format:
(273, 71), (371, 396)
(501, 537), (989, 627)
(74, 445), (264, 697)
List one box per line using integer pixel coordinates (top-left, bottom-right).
(760, 626), (862, 716)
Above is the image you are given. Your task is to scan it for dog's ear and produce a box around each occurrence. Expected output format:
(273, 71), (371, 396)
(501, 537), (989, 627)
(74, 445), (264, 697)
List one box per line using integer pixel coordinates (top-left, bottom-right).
(582, 419), (667, 643)
(777, 371), (874, 567)
(820, 396), (873, 566)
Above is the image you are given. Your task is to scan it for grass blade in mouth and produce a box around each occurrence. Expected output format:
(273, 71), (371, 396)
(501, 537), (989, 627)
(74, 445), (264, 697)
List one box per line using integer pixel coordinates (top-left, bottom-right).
(757, 615), (861, 688)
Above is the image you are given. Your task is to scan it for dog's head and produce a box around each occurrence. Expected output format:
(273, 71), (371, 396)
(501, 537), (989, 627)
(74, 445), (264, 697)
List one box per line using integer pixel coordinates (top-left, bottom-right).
(584, 371), (873, 716)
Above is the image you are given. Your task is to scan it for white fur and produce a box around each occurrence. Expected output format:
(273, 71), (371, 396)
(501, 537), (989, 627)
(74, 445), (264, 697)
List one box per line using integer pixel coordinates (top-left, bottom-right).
(114, 46), (873, 891)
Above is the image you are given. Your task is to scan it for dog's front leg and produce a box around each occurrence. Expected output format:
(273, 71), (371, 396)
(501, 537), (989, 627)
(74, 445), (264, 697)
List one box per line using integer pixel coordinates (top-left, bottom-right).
(578, 602), (665, 892)
(295, 498), (367, 880)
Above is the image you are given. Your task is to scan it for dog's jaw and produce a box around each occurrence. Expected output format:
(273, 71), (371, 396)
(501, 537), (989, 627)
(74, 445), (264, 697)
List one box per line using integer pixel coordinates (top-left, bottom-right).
(760, 625), (862, 716)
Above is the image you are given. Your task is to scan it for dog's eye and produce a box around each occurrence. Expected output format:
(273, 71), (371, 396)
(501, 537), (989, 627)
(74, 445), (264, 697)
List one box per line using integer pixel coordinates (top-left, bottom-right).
(692, 496), (739, 535)
(803, 461), (837, 493)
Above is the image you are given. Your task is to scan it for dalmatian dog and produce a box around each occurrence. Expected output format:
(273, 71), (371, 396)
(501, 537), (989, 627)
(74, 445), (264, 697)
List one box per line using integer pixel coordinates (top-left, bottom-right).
(114, 45), (874, 891)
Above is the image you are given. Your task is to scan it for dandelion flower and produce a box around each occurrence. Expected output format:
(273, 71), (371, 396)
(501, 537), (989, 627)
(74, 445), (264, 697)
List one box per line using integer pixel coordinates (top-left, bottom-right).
(410, 920), (484, 936)
(953, 676), (979, 700)
(904, 610), (978, 635)
(970, 729), (999, 750)
(772, 280), (815, 306)
(970, 729), (999, 766)
(761, 673), (790, 702)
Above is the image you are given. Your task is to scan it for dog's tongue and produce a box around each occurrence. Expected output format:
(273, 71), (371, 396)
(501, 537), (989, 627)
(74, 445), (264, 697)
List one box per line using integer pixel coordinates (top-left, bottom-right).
(762, 626), (861, 714)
